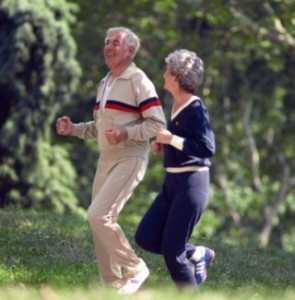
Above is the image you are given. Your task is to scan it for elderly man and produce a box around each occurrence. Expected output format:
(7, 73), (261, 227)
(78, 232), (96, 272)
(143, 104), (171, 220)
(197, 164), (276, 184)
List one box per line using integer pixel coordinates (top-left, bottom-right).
(56, 27), (166, 294)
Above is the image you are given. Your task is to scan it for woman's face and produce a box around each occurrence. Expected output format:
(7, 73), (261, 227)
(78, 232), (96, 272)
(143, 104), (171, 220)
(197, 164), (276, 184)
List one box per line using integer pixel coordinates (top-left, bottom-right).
(163, 63), (177, 93)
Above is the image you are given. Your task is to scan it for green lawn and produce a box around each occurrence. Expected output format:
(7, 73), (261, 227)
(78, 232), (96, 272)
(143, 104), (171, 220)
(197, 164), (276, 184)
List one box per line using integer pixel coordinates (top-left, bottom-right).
(0, 209), (294, 299)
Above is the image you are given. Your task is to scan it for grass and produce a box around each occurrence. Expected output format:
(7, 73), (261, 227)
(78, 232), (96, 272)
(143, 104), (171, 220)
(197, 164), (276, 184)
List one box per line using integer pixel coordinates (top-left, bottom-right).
(0, 209), (294, 300)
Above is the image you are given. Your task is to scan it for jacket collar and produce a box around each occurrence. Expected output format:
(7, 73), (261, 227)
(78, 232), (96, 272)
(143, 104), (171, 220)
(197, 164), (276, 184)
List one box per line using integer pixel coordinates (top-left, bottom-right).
(101, 62), (137, 84)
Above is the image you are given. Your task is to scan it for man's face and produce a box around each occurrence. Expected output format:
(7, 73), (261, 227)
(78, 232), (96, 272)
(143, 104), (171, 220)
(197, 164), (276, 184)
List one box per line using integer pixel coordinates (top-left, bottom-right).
(104, 31), (132, 70)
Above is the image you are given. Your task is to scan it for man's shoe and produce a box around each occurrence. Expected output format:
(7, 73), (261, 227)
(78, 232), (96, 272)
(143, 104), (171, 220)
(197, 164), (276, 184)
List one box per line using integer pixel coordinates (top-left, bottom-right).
(118, 266), (150, 295)
(190, 246), (215, 285)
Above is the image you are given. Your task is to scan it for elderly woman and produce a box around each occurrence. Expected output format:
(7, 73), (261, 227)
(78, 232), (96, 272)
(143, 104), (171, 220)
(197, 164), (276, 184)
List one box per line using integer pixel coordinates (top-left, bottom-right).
(135, 49), (216, 288)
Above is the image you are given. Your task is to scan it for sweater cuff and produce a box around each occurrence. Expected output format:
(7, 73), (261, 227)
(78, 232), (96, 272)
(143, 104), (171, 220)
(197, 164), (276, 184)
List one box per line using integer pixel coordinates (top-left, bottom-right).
(72, 123), (84, 137)
(170, 135), (184, 151)
(125, 126), (135, 140)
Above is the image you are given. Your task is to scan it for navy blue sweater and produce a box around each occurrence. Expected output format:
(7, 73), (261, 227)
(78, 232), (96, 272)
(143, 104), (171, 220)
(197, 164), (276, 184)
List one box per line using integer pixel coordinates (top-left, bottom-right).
(163, 98), (215, 168)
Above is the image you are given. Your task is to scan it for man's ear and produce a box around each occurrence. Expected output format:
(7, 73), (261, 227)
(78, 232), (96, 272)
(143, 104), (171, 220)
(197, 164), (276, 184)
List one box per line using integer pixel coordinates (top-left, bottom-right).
(128, 46), (135, 57)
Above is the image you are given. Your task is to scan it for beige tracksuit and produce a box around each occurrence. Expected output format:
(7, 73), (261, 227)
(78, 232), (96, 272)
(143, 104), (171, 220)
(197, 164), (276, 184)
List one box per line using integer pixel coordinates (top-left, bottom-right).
(72, 63), (166, 287)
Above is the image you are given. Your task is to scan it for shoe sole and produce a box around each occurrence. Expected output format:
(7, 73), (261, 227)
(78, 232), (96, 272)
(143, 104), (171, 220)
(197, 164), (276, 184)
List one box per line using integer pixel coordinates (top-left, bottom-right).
(207, 250), (215, 266)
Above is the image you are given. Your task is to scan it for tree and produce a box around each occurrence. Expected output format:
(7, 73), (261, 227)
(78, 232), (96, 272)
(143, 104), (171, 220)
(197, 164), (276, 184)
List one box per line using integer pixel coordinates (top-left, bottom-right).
(0, 0), (82, 215)
(188, 0), (295, 247)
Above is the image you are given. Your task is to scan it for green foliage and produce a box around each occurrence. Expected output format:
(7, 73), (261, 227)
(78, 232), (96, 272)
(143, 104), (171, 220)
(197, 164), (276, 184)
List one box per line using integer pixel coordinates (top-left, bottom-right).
(0, 0), (81, 213)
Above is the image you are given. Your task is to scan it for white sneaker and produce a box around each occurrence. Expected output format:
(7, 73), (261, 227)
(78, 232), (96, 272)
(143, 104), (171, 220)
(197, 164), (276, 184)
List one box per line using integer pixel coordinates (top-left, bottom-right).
(118, 266), (150, 295)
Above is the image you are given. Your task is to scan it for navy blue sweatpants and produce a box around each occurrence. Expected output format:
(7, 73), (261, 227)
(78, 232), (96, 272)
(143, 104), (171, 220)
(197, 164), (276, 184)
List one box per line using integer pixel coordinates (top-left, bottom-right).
(135, 170), (209, 286)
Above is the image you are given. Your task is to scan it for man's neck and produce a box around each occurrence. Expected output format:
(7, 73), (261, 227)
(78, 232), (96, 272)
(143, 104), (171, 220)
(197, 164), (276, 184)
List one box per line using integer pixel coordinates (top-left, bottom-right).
(110, 60), (132, 77)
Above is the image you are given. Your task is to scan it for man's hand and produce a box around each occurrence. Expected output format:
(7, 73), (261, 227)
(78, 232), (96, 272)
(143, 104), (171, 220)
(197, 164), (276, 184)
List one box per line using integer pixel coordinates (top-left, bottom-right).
(105, 126), (128, 145)
(56, 116), (74, 135)
(151, 140), (164, 155)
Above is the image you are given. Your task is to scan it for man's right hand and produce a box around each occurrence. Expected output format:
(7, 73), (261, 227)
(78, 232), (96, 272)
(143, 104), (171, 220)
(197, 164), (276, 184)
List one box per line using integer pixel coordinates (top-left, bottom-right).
(56, 116), (74, 135)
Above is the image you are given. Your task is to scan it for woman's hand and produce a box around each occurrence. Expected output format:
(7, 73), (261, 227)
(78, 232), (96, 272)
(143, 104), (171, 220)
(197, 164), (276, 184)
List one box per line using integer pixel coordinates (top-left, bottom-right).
(156, 128), (173, 144)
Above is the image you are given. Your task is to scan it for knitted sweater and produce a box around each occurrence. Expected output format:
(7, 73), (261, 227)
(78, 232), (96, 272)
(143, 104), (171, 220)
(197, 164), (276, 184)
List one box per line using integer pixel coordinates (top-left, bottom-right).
(164, 97), (215, 168)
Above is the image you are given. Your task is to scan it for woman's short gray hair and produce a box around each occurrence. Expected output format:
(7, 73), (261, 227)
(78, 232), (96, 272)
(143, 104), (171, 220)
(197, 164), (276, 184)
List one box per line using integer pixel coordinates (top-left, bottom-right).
(106, 27), (140, 60)
(165, 49), (204, 93)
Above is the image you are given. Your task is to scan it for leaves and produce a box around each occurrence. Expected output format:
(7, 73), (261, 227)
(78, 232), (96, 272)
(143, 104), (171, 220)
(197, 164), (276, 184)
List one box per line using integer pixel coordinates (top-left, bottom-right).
(0, 0), (81, 213)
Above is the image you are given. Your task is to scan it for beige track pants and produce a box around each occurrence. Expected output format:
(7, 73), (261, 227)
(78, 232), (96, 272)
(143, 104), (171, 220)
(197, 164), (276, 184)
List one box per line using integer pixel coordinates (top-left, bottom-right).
(87, 155), (148, 288)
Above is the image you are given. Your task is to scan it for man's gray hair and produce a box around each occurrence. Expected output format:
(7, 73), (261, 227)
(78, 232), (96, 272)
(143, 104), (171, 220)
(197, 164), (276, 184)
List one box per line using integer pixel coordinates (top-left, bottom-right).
(106, 27), (140, 60)
(165, 49), (204, 93)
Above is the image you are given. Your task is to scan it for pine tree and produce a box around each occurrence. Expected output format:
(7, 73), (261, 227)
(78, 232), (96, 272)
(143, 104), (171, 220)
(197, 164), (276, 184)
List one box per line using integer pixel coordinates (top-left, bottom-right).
(0, 0), (82, 215)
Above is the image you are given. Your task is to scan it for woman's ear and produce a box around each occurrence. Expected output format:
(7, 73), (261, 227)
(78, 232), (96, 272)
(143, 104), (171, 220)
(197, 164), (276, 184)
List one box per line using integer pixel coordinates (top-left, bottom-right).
(174, 74), (179, 82)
